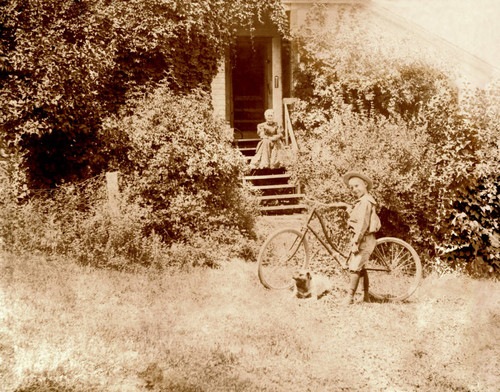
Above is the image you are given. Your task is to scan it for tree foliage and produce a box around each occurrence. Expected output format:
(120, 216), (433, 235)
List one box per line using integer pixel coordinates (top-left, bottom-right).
(290, 5), (499, 274)
(0, 0), (287, 189)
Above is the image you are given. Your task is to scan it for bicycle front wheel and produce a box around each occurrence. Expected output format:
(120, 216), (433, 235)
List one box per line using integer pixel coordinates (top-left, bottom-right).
(258, 228), (310, 290)
(366, 237), (422, 301)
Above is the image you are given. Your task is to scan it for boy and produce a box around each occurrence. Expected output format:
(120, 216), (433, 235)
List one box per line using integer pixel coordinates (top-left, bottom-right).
(342, 171), (381, 305)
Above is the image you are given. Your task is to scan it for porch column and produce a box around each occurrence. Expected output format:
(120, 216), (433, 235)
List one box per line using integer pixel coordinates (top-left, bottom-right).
(272, 36), (283, 127)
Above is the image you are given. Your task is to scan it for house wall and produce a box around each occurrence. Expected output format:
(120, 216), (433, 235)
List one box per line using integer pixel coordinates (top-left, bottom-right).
(211, 1), (369, 127)
(211, 55), (231, 123)
(285, 0), (368, 30)
(368, 2), (500, 89)
(287, 0), (499, 89)
(271, 36), (283, 126)
(211, 0), (498, 131)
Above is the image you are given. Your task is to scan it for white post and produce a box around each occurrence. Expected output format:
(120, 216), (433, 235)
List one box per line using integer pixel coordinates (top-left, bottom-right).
(106, 171), (120, 215)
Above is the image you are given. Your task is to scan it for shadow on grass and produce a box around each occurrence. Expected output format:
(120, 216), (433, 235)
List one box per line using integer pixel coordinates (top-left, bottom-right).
(14, 378), (100, 392)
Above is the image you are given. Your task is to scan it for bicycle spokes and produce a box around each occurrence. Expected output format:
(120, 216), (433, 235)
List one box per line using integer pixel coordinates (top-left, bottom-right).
(258, 229), (310, 290)
(367, 238), (422, 301)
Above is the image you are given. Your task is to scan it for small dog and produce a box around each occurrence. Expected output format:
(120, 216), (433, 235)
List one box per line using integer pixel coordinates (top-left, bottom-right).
(293, 270), (333, 299)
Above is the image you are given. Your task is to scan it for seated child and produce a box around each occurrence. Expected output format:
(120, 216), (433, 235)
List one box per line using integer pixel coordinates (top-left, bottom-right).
(342, 171), (381, 305)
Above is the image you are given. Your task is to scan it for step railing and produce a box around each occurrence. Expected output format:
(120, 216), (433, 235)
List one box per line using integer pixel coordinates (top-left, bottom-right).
(283, 98), (299, 153)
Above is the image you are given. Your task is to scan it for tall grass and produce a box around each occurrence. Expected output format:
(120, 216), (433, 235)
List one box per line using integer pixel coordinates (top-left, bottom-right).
(1, 251), (499, 392)
(0, 175), (257, 271)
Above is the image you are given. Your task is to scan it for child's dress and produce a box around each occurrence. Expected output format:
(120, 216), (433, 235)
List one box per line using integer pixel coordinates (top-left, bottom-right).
(249, 121), (284, 169)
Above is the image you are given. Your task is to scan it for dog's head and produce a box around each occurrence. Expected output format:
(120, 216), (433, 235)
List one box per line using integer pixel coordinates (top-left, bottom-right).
(293, 269), (312, 294)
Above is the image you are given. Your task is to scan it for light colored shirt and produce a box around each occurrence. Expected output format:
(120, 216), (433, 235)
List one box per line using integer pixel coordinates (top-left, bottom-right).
(348, 194), (378, 244)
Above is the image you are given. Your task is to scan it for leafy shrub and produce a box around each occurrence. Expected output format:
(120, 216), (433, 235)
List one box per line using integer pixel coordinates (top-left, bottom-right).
(290, 5), (499, 275)
(0, 177), (244, 269)
(103, 84), (259, 245)
(1, 0), (280, 267)
(419, 84), (500, 275)
(292, 4), (454, 123)
(0, 85), (259, 267)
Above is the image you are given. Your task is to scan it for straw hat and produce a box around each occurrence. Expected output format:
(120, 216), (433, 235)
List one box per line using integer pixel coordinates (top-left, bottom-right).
(343, 171), (373, 191)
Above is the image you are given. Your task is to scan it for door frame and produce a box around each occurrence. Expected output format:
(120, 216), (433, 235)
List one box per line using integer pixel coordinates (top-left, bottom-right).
(229, 35), (283, 129)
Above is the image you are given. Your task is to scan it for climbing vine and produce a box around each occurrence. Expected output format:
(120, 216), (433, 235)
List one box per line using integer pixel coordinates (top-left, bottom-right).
(0, 0), (288, 189)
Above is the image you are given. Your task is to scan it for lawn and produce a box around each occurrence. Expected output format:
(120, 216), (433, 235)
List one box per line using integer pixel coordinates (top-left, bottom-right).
(1, 217), (499, 392)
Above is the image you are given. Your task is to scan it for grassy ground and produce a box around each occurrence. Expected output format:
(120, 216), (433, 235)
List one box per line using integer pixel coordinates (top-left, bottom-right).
(1, 216), (499, 392)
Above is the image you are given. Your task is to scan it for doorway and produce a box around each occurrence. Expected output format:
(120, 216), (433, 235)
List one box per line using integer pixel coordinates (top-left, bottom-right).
(231, 37), (273, 138)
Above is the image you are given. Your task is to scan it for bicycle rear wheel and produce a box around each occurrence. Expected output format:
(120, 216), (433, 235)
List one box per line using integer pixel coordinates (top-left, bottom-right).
(366, 237), (422, 301)
(258, 228), (310, 290)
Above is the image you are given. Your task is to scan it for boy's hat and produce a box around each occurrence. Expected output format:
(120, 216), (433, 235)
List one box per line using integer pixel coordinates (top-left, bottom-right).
(343, 171), (373, 191)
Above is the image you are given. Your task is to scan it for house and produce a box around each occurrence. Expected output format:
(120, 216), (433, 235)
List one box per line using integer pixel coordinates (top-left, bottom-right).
(369, 0), (500, 90)
(373, 0), (500, 82)
(211, 0), (500, 133)
(212, 0), (500, 212)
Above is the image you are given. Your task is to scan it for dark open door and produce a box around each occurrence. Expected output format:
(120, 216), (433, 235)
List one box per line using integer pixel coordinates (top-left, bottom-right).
(231, 37), (272, 139)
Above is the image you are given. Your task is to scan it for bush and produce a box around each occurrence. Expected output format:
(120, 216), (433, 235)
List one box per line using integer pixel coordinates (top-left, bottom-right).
(0, 176), (169, 269)
(292, 4), (454, 123)
(290, 4), (500, 275)
(0, 174), (255, 269)
(103, 84), (259, 245)
(0, 85), (259, 268)
(1, 0), (278, 267)
(420, 84), (500, 274)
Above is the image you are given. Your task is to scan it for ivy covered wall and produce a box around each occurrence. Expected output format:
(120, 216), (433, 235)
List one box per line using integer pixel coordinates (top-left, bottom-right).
(0, 0), (288, 190)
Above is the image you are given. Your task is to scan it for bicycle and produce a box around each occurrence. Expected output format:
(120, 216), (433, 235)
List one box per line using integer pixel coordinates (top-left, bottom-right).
(257, 199), (422, 302)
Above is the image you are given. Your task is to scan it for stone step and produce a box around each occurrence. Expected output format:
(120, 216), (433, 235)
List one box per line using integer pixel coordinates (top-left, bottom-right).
(250, 183), (297, 191)
(258, 193), (305, 201)
(235, 140), (303, 214)
(244, 173), (291, 181)
(260, 204), (308, 212)
(235, 119), (261, 124)
(235, 138), (261, 143)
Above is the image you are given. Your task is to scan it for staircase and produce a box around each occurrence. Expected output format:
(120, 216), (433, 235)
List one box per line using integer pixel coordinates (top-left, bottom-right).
(235, 137), (306, 214)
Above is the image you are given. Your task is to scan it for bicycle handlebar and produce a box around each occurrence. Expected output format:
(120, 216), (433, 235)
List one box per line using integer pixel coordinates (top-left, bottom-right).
(303, 197), (349, 209)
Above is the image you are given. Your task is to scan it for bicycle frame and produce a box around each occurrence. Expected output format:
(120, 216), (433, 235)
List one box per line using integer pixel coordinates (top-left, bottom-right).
(295, 207), (350, 272)
(293, 207), (390, 274)
(258, 203), (423, 299)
